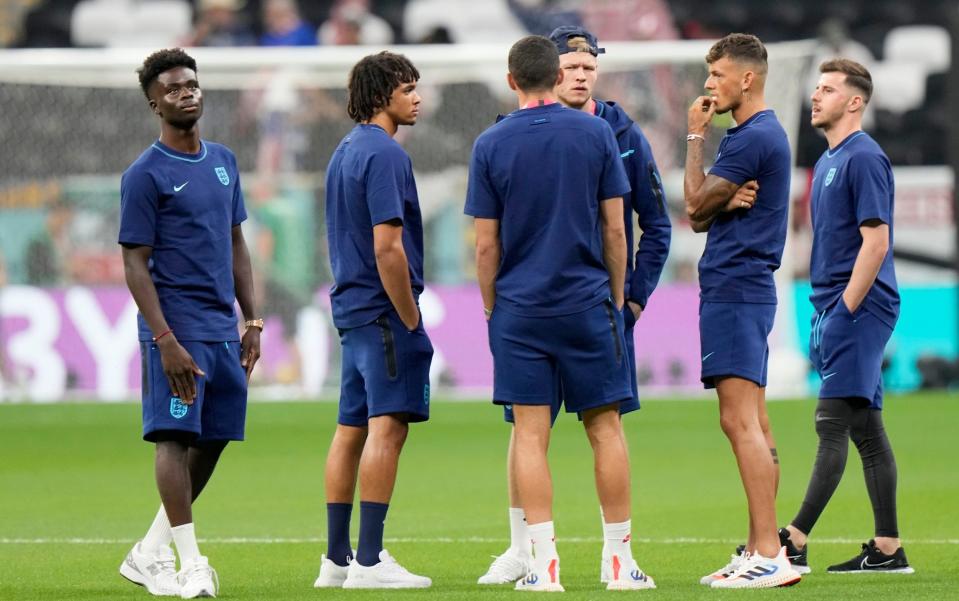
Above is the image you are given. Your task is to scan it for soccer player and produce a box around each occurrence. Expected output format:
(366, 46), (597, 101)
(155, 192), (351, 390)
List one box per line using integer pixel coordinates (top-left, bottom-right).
(477, 25), (670, 588)
(313, 51), (433, 590)
(118, 48), (262, 599)
(683, 34), (801, 588)
(467, 35), (654, 592)
(778, 59), (913, 575)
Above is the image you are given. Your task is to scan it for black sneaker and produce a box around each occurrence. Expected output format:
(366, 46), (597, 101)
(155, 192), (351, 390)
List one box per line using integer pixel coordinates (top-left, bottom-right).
(779, 528), (811, 574)
(827, 540), (915, 574)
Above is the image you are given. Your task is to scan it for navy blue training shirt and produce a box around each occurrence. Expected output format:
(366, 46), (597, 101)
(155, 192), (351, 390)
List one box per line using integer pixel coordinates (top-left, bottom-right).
(326, 124), (424, 329)
(809, 131), (899, 327)
(119, 140), (247, 341)
(701, 109), (791, 303)
(465, 103), (630, 317)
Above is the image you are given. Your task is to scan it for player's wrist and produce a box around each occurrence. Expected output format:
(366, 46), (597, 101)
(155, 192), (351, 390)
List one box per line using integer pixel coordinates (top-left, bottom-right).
(686, 132), (706, 142)
(244, 318), (264, 331)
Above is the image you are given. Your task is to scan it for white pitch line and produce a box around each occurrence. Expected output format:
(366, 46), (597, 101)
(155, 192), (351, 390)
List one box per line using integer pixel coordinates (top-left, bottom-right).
(1, 537), (957, 545)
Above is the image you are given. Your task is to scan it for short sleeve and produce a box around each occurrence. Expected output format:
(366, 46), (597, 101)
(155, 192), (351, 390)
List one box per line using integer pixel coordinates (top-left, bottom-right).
(230, 154), (248, 226)
(366, 147), (409, 225)
(118, 168), (159, 246)
(598, 123), (631, 200)
(847, 152), (893, 225)
(464, 140), (502, 219)
(708, 129), (764, 186)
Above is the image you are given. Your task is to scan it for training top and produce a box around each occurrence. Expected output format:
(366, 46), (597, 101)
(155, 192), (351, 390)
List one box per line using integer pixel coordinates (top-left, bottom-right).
(594, 99), (671, 309)
(465, 103), (630, 317)
(119, 140), (247, 342)
(326, 124), (424, 329)
(809, 131), (899, 327)
(700, 109), (791, 304)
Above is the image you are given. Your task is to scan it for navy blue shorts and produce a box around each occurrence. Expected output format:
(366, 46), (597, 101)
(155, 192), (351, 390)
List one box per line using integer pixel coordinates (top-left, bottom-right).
(699, 301), (776, 389)
(501, 307), (640, 424)
(809, 300), (893, 409)
(337, 310), (433, 427)
(140, 340), (247, 442)
(490, 299), (632, 416)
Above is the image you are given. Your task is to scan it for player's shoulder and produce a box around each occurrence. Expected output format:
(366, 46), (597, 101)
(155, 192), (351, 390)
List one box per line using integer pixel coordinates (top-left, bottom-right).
(202, 140), (238, 162)
(738, 110), (787, 139)
(122, 144), (163, 184)
(595, 99), (638, 135)
(846, 133), (891, 169)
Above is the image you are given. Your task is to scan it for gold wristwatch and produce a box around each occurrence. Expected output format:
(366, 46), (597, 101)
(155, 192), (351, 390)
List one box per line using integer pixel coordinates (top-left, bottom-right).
(244, 318), (265, 330)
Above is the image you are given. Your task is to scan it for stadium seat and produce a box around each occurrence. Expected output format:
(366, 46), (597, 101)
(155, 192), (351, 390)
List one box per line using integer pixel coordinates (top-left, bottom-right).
(884, 25), (951, 73)
(869, 60), (928, 113)
(71, 0), (127, 47)
(71, 0), (192, 48)
(115, 1), (192, 48)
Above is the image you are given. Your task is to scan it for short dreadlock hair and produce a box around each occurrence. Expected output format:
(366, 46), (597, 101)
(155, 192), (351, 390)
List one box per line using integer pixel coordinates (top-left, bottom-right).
(137, 48), (198, 100)
(347, 51), (420, 123)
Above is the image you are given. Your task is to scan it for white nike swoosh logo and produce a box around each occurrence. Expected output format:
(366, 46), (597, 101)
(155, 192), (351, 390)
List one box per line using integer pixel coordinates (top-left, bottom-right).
(702, 352), (715, 362)
(173, 181), (189, 192)
(862, 557), (895, 569)
(822, 372), (838, 380)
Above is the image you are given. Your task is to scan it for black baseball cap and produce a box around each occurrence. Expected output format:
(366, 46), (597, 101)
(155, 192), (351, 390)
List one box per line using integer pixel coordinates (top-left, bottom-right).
(548, 25), (606, 56)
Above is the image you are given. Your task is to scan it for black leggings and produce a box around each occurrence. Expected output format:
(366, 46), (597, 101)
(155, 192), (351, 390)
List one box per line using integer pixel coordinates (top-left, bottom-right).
(791, 397), (899, 538)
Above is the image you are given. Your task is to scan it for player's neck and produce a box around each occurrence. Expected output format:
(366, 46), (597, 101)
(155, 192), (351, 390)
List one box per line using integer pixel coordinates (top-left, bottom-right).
(365, 112), (399, 138)
(731, 96), (766, 126)
(516, 89), (557, 109)
(823, 118), (862, 150)
(159, 124), (201, 154)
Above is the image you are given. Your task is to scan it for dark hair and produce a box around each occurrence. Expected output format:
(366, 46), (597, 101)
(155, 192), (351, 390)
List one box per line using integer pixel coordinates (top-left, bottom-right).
(137, 48), (197, 99)
(347, 51), (420, 123)
(508, 35), (560, 92)
(706, 33), (768, 74)
(820, 58), (873, 104)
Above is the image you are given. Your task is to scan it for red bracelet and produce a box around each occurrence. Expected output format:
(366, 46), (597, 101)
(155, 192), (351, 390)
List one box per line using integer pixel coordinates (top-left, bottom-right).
(152, 329), (173, 342)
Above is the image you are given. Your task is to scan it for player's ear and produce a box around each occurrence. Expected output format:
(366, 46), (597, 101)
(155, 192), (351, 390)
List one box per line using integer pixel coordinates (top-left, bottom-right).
(507, 72), (518, 92)
(848, 94), (865, 114)
(149, 99), (159, 115)
(554, 68), (564, 87)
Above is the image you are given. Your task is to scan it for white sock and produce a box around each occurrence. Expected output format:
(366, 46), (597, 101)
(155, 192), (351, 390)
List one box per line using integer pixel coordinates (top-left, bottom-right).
(171, 523), (201, 564)
(604, 519), (633, 561)
(141, 505), (173, 553)
(508, 507), (531, 557)
(527, 521), (558, 568)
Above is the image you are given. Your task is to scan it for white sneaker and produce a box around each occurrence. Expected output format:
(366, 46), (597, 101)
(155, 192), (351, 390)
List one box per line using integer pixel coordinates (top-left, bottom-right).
(119, 542), (180, 596)
(604, 554), (656, 590)
(177, 556), (218, 598)
(314, 554), (350, 588)
(699, 549), (747, 585)
(515, 557), (564, 592)
(478, 548), (530, 584)
(711, 546), (802, 589)
(342, 549), (431, 589)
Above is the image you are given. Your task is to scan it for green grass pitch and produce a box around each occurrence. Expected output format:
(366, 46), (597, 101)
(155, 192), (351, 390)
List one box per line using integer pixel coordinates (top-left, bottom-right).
(1, 393), (956, 600)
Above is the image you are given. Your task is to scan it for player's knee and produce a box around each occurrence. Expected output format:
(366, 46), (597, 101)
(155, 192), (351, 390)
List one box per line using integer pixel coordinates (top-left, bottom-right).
(814, 409), (848, 444)
(718, 410), (754, 440)
(514, 424), (550, 452)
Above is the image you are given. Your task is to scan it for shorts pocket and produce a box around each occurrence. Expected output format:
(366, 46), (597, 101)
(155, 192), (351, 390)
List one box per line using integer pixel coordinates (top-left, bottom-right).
(375, 315), (399, 380)
(603, 300), (624, 363)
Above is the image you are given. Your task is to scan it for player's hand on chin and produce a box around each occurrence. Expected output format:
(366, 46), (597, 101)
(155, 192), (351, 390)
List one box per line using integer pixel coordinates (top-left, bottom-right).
(241, 328), (261, 382)
(158, 336), (205, 404)
(688, 95), (716, 135)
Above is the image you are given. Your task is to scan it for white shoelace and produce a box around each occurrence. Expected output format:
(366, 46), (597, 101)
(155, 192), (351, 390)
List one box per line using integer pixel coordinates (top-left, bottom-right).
(181, 561), (219, 593)
(485, 553), (527, 578)
(721, 551), (749, 576)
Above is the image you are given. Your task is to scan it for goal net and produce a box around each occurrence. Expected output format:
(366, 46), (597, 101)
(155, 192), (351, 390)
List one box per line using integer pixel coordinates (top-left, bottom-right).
(0, 41), (815, 401)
